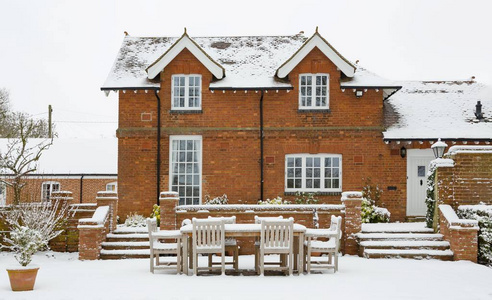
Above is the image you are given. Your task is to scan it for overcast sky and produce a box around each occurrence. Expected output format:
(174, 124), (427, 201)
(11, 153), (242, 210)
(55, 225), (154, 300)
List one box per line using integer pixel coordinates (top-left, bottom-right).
(1, 0), (491, 133)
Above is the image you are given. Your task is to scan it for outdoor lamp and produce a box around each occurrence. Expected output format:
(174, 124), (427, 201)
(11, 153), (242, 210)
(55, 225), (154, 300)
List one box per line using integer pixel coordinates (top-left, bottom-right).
(400, 146), (406, 158)
(431, 138), (448, 158)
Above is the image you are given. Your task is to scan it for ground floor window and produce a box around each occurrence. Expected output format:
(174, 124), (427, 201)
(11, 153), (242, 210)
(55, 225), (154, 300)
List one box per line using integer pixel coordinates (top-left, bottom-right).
(285, 154), (342, 192)
(106, 181), (117, 192)
(41, 181), (60, 201)
(169, 136), (202, 205)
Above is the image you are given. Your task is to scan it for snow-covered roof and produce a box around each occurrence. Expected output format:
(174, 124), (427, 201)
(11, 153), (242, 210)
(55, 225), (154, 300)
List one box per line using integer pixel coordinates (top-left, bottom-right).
(0, 138), (117, 174)
(384, 81), (492, 140)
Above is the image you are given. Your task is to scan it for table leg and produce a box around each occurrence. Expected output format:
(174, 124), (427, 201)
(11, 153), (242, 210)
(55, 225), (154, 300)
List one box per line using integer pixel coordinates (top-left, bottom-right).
(182, 235), (189, 275)
(298, 233), (304, 274)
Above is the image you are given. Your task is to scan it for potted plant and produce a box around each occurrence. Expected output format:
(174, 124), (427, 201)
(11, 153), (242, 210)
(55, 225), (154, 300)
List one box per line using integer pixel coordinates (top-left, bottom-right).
(2, 200), (69, 291)
(5, 226), (45, 291)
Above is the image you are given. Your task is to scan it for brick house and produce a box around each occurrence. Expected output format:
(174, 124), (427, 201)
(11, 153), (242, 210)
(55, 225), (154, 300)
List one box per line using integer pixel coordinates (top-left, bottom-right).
(102, 30), (491, 222)
(0, 138), (117, 205)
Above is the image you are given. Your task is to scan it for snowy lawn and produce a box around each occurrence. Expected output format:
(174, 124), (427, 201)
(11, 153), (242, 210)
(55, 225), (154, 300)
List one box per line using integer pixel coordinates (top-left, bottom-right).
(1, 252), (492, 300)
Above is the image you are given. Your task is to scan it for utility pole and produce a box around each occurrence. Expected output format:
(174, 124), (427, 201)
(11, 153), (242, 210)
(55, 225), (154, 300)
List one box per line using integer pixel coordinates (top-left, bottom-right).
(48, 105), (53, 138)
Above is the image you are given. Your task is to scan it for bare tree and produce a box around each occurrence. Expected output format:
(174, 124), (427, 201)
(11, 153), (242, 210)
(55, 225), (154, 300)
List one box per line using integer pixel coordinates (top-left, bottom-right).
(0, 118), (53, 204)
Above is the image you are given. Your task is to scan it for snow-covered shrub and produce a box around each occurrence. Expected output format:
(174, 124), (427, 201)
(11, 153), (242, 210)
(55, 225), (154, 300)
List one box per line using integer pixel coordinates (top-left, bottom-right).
(425, 166), (437, 228)
(124, 213), (146, 227)
(361, 178), (390, 223)
(294, 192), (319, 204)
(258, 196), (291, 205)
(204, 194), (228, 205)
(1, 199), (69, 266)
(149, 204), (160, 227)
(458, 205), (492, 266)
(8, 226), (45, 267)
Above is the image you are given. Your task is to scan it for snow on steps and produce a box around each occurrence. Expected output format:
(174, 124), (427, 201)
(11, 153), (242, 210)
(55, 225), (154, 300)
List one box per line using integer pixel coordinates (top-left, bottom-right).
(101, 226), (151, 259)
(357, 222), (453, 261)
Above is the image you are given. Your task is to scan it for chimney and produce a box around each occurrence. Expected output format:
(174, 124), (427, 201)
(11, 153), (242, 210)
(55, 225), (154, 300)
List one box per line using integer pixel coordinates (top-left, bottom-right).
(475, 101), (483, 120)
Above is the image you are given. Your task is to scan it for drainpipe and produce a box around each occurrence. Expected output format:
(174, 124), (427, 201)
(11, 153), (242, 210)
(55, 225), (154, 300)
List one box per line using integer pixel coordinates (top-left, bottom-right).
(79, 175), (84, 203)
(259, 90), (264, 201)
(154, 90), (162, 206)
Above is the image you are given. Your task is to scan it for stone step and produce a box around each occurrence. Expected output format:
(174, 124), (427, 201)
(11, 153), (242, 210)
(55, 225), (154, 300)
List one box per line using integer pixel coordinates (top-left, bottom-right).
(363, 249), (454, 261)
(105, 233), (149, 243)
(101, 241), (150, 250)
(113, 227), (148, 234)
(357, 233), (444, 241)
(361, 222), (434, 234)
(359, 241), (450, 255)
(100, 249), (150, 260)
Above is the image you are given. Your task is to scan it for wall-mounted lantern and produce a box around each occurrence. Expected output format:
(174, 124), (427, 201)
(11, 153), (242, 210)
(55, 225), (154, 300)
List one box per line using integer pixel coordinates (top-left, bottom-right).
(400, 146), (407, 158)
(431, 138), (448, 159)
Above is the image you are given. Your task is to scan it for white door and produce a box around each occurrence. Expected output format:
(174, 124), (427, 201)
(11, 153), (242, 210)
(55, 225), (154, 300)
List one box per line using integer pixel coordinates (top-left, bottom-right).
(407, 149), (434, 216)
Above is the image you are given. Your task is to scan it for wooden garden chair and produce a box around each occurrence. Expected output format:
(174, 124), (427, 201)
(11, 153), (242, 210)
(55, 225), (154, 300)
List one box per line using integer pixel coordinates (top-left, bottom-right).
(207, 216), (239, 271)
(258, 218), (294, 275)
(254, 216), (284, 274)
(304, 215), (342, 273)
(192, 218), (226, 275)
(146, 218), (182, 274)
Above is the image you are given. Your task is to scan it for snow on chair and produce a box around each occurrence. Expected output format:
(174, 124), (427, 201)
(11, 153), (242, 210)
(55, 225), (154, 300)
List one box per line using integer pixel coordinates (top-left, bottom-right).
(146, 218), (182, 274)
(304, 215), (343, 273)
(259, 218), (294, 276)
(254, 215), (284, 274)
(192, 218), (226, 275)
(207, 216), (239, 271)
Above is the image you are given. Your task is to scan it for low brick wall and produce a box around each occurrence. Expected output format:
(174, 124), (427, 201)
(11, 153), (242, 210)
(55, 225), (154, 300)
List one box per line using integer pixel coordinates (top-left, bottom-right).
(439, 204), (479, 262)
(78, 206), (111, 260)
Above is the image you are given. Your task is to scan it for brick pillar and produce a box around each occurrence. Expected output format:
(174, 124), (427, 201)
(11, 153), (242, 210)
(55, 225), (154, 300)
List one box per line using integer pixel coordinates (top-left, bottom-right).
(342, 191), (363, 255)
(78, 226), (106, 260)
(51, 190), (74, 207)
(96, 191), (118, 232)
(159, 191), (179, 230)
(438, 206), (479, 262)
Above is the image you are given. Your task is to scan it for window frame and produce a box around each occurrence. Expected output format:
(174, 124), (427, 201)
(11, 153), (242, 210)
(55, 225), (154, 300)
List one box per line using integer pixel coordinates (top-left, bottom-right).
(298, 73), (330, 110)
(284, 153), (342, 193)
(106, 181), (117, 192)
(168, 135), (203, 205)
(171, 74), (202, 111)
(41, 181), (60, 201)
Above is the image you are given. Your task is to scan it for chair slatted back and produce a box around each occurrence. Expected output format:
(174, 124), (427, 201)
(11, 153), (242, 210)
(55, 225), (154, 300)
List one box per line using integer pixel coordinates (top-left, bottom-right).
(254, 215), (283, 224)
(147, 218), (158, 239)
(192, 218), (225, 248)
(260, 218), (294, 249)
(208, 216), (236, 224)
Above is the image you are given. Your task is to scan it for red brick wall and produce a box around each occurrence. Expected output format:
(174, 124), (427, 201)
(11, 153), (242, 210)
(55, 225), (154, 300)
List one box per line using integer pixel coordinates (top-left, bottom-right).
(118, 47), (484, 222)
(4, 177), (116, 204)
(436, 151), (492, 209)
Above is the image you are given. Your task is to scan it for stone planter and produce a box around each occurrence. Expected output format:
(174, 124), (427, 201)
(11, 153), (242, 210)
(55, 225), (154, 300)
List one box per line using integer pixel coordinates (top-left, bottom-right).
(6, 266), (39, 291)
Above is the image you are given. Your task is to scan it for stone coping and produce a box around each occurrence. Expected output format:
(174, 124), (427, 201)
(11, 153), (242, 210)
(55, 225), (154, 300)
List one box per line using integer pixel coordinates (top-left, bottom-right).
(175, 204), (345, 212)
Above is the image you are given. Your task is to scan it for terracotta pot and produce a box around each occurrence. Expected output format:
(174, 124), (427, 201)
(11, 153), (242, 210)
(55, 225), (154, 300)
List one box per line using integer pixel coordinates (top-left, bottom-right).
(6, 266), (39, 291)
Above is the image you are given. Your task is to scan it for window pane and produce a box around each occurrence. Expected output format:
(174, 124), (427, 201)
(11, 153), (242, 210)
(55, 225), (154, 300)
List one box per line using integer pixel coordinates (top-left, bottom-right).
(306, 168), (312, 177)
(333, 158), (339, 167)
(301, 76), (306, 85)
(306, 158), (312, 167)
(306, 76), (312, 85)
(295, 179), (302, 188)
(314, 158), (320, 167)
(314, 179), (320, 188)
(287, 168), (294, 177)
(333, 179), (340, 188)
(295, 158), (302, 167)
(295, 168), (302, 177)
(287, 179), (294, 188)
(325, 179), (332, 188)
(287, 158), (294, 167)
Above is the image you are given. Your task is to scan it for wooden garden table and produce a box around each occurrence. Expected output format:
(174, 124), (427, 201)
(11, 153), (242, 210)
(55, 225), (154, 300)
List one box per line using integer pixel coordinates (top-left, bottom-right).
(180, 223), (306, 275)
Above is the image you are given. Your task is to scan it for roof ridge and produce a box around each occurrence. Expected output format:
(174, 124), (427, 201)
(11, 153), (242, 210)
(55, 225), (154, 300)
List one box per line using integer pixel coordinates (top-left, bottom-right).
(124, 34), (305, 39)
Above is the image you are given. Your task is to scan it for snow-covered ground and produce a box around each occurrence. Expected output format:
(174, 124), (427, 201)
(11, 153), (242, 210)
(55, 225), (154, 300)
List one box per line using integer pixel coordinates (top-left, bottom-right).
(1, 252), (491, 300)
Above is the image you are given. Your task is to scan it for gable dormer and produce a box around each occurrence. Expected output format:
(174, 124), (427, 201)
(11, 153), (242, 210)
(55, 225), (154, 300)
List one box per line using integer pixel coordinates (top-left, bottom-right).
(146, 31), (225, 80)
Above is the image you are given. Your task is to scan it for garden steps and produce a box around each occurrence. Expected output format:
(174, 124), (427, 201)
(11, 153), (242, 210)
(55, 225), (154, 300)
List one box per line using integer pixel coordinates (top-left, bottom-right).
(357, 222), (453, 260)
(100, 226), (150, 259)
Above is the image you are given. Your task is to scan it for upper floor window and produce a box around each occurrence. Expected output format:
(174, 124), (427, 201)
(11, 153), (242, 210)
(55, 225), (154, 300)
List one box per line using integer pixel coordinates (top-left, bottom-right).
(285, 154), (341, 192)
(299, 74), (329, 110)
(41, 181), (60, 201)
(106, 182), (117, 192)
(171, 75), (201, 110)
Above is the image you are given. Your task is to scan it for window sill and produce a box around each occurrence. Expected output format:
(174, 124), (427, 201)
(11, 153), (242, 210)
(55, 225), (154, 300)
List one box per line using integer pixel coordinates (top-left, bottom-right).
(284, 191), (341, 196)
(169, 110), (203, 114)
(297, 109), (331, 113)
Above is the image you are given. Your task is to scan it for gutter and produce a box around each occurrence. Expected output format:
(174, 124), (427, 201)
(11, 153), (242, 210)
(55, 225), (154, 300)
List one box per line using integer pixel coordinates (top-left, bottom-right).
(259, 90), (264, 202)
(79, 175), (84, 203)
(154, 90), (162, 206)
